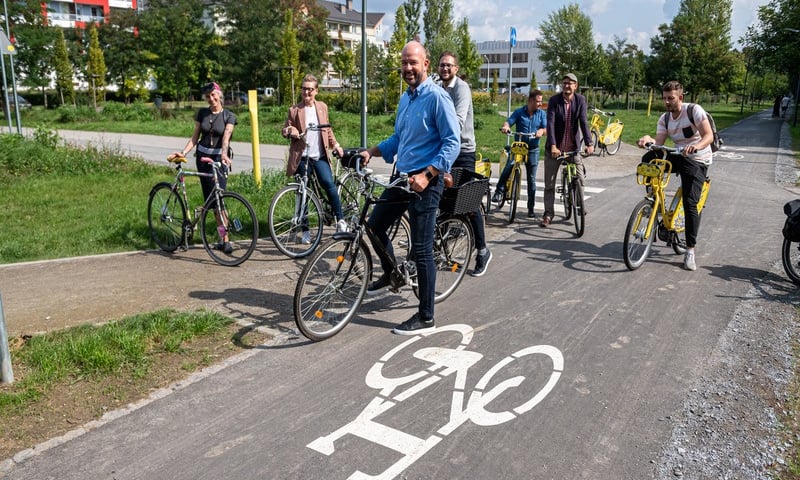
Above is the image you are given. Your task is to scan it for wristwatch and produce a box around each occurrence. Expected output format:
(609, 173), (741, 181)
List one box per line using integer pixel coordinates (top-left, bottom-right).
(424, 168), (435, 180)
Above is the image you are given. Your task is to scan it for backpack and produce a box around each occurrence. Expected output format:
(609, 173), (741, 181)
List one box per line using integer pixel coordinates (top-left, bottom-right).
(663, 103), (723, 152)
(784, 199), (800, 242)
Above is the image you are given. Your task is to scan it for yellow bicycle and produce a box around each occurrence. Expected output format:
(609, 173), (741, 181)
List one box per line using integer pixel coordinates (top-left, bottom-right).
(475, 153), (493, 218)
(497, 131), (537, 223)
(623, 144), (711, 270)
(589, 106), (624, 156)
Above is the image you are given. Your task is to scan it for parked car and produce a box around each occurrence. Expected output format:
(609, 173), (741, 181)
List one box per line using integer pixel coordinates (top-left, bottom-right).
(3, 94), (31, 109)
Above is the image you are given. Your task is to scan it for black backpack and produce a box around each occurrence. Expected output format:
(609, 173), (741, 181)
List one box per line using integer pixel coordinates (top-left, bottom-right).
(784, 200), (800, 242)
(663, 103), (723, 152)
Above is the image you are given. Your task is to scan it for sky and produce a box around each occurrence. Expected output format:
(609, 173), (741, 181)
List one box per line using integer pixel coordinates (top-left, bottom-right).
(361, 0), (769, 53)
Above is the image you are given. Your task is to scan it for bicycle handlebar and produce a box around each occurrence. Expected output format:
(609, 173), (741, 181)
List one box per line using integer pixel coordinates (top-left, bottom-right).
(643, 143), (687, 155)
(555, 150), (588, 160)
(589, 106), (616, 117)
(500, 130), (538, 138)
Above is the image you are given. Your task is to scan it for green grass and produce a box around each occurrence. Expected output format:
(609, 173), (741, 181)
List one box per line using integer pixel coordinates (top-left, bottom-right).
(0, 309), (231, 415)
(0, 130), (287, 264)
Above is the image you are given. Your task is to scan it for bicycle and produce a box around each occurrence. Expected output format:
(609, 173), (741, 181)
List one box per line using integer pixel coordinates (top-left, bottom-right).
(267, 123), (363, 259)
(781, 199), (800, 285)
(474, 152), (493, 218)
(147, 154), (258, 267)
(555, 150), (587, 237)
(496, 131), (538, 223)
(589, 105), (624, 156)
(293, 155), (485, 341)
(622, 143), (711, 270)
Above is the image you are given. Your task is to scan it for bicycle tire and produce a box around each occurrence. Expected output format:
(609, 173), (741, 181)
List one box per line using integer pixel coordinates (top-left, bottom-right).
(148, 182), (187, 252)
(200, 191), (259, 267)
(508, 167), (521, 224)
(606, 135), (622, 155)
(572, 181), (585, 237)
(389, 213), (412, 264)
(783, 237), (800, 286)
(268, 184), (324, 258)
(412, 215), (473, 303)
(623, 198), (656, 270)
(590, 130), (599, 150)
(561, 169), (572, 220)
(337, 171), (364, 227)
(294, 237), (371, 341)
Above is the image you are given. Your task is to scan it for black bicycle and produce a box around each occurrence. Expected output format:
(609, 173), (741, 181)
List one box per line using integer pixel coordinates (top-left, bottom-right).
(293, 153), (486, 341)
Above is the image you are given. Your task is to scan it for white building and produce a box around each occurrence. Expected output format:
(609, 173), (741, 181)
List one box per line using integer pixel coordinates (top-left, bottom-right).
(476, 40), (554, 92)
(317, 0), (385, 89)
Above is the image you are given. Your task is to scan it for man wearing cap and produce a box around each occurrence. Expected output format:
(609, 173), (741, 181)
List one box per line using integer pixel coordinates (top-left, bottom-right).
(542, 73), (593, 227)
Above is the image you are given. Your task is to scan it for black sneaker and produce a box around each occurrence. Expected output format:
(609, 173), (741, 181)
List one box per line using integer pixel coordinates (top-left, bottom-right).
(215, 242), (233, 254)
(491, 191), (503, 203)
(470, 249), (492, 277)
(366, 274), (391, 296)
(392, 313), (435, 335)
(527, 211), (537, 218)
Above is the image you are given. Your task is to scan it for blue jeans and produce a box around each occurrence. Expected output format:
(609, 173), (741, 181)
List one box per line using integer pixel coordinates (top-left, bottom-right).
(367, 175), (443, 321)
(297, 157), (343, 220)
(496, 148), (539, 212)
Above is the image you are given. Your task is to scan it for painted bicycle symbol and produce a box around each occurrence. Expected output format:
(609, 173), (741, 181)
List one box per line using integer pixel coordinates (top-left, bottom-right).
(306, 324), (564, 479)
(713, 150), (744, 160)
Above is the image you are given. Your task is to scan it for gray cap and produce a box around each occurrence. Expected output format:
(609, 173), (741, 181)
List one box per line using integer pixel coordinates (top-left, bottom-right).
(563, 73), (578, 83)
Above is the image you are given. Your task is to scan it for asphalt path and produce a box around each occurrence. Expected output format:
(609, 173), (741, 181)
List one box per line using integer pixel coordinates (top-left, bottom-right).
(3, 113), (800, 479)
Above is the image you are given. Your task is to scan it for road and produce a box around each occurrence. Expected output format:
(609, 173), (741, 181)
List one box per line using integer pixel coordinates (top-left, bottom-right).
(2, 112), (800, 479)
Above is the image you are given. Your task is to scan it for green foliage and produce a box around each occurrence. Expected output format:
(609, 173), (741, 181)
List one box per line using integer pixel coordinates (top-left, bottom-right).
(403, 0), (422, 41)
(537, 3), (596, 85)
(87, 25), (108, 105)
(102, 101), (158, 122)
(53, 29), (75, 105)
(280, 10), (301, 106)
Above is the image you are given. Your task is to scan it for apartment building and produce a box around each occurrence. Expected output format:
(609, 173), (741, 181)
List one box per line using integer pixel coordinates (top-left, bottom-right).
(477, 40), (553, 92)
(44, 0), (139, 29)
(317, 0), (384, 89)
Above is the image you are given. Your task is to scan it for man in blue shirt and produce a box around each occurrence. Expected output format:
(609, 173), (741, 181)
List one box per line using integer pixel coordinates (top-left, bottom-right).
(359, 40), (460, 335)
(492, 90), (547, 218)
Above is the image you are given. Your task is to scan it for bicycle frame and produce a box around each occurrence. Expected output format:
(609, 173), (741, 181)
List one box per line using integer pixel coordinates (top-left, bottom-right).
(171, 162), (224, 247)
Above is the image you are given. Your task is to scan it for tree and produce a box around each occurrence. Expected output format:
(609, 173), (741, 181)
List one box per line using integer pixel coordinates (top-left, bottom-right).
(454, 18), (481, 84)
(423, 0), (455, 58)
(537, 3), (595, 86)
(331, 31), (355, 87)
(647, 0), (736, 98)
(384, 6), (407, 108)
(280, 10), (301, 105)
(86, 25), (107, 106)
(743, 0), (800, 102)
(98, 9), (152, 103)
(10, 0), (58, 107)
(138, 0), (212, 104)
(53, 29), (75, 105)
(403, 0), (422, 42)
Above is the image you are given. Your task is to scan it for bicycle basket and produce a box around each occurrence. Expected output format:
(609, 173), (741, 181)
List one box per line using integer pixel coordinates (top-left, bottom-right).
(340, 148), (365, 169)
(440, 168), (489, 215)
(600, 121), (623, 145)
(636, 160), (670, 187)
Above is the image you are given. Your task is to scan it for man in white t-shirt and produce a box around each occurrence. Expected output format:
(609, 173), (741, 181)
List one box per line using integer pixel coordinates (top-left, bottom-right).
(637, 80), (714, 271)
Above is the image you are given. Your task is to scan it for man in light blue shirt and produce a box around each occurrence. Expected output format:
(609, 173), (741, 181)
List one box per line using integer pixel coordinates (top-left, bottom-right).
(360, 40), (460, 335)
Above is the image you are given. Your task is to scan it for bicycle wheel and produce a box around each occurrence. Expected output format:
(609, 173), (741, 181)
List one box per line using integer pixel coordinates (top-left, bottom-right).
(508, 167), (521, 223)
(606, 135), (622, 155)
(482, 182), (492, 217)
(571, 181), (585, 237)
(200, 191), (259, 267)
(783, 237), (800, 286)
(389, 212), (412, 264)
(561, 169), (572, 220)
(413, 216), (473, 303)
(623, 198), (657, 270)
(268, 184), (324, 258)
(590, 130), (599, 150)
(294, 237), (371, 341)
(147, 182), (188, 252)
(337, 171), (364, 227)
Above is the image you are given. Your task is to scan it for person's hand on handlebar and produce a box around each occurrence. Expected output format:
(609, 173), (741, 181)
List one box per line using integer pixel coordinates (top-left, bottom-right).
(281, 126), (299, 139)
(500, 124), (512, 134)
(637, 135), (655, 148)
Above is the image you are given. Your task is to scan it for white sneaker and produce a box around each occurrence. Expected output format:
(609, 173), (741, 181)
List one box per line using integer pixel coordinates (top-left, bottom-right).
(301, 231), (311, 244)
(684, 250), (696, 271)
(336, 219), (348, 233)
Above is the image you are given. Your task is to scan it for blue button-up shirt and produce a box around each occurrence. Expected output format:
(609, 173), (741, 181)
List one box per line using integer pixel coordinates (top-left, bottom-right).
(378, 77), (460, 174)
(507, 105), (547, 151)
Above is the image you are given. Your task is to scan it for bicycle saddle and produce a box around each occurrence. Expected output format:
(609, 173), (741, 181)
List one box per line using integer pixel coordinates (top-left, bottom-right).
(167, 153), (188, 164)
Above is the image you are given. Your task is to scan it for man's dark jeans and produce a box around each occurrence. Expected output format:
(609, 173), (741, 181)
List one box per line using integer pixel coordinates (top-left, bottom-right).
(367, 175), (443, 321)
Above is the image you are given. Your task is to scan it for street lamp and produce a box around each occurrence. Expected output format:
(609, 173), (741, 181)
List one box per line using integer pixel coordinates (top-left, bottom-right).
(483, 55), (489, 92)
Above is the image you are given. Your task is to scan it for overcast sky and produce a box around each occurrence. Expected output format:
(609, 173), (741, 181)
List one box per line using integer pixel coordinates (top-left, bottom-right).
(361, 0), (768, 52)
